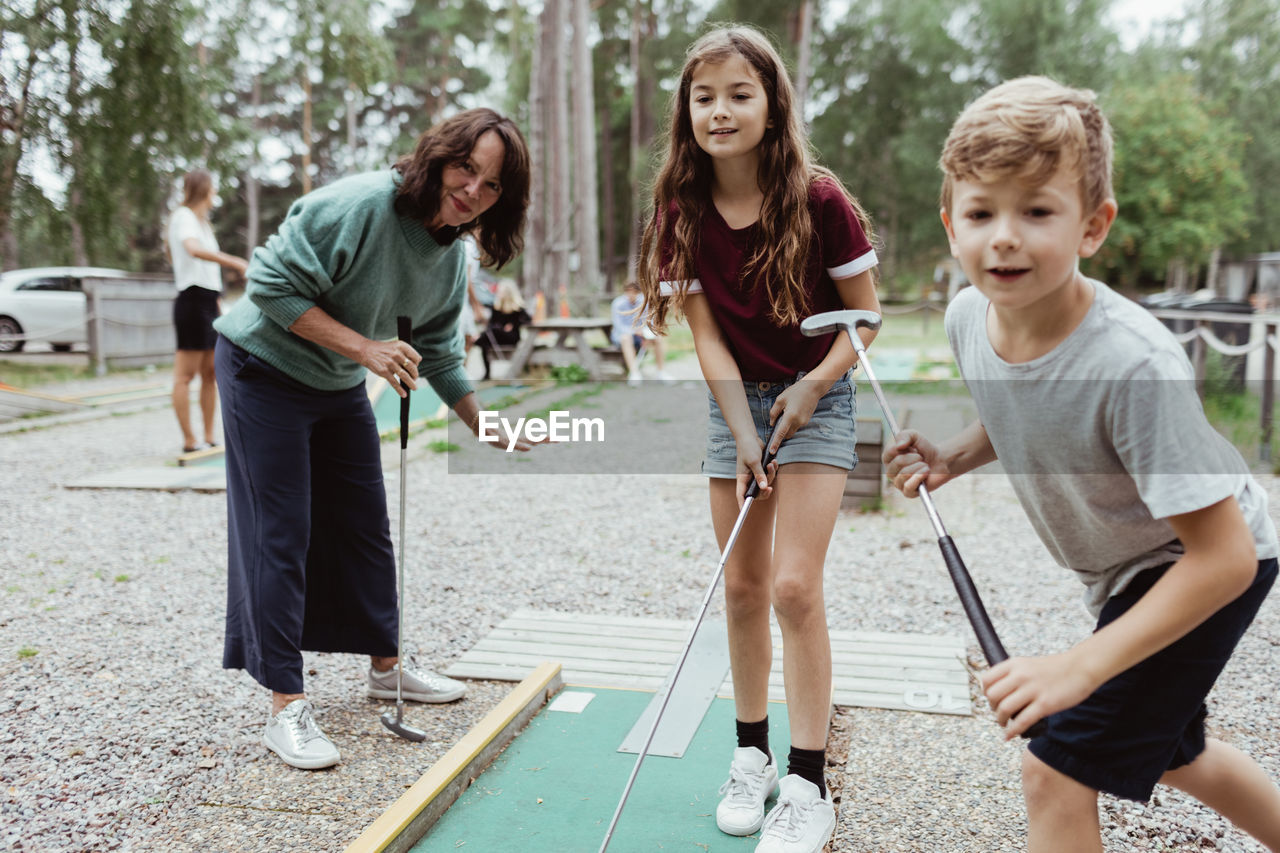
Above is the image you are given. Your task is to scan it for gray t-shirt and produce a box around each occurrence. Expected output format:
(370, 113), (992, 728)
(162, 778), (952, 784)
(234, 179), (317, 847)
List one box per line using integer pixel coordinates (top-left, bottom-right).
(946, 279), (1278, 616)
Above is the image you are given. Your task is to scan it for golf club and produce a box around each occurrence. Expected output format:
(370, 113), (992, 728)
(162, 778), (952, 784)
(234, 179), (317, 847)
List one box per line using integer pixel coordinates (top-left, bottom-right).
(381, 316), (428, 742)
(598, 422), (784, 852)
(801, 308), (1046, 739)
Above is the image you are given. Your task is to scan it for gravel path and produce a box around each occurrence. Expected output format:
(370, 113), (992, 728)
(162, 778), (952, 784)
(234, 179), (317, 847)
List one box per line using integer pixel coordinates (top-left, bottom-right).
(1, 363), (1278, 852)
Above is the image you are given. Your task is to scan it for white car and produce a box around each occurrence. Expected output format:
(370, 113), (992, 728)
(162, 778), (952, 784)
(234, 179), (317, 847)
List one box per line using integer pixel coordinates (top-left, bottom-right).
(0, 266), (131, 353)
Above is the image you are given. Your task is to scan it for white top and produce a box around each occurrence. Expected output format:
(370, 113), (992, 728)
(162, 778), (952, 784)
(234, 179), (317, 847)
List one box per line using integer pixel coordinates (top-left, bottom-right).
(947, 279), (1277, 616)
(168, 206), (223, 293)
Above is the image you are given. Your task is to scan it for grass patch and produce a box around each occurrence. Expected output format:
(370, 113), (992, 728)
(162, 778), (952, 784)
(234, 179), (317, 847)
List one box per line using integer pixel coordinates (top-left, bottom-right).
(0, 360), (95, 387)
(114, 574), (130, 583)
(427, 440), (460, 453)
(871, 311), (951, 350)
(17, 647), (37, 659)
(549, 364), (591, 384)
(1201, 350), (1278, 468)
(523, 384), (605, 423)
(0, 360), (153, 388)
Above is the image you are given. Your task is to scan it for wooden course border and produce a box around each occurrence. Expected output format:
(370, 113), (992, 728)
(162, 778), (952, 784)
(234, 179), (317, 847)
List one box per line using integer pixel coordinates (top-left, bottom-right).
(344, 661), (563, 853)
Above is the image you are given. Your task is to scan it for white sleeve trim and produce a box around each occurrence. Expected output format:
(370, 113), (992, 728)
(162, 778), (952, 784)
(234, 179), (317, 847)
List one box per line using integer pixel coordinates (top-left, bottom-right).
(658, 278), (703, 296)
(827, 249), (878, 280)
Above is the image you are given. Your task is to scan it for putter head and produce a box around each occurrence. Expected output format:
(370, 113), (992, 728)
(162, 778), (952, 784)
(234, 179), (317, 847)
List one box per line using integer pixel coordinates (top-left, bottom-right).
(800, 309), (882, 337)
(381, 706), (428, 742)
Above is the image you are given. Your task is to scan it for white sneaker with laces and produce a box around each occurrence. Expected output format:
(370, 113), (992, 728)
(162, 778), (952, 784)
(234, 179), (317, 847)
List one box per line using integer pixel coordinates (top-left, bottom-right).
(368, 660), (466, 703)
(263, 699), (340, 770)
(716, 746), (779, 836)
(754, 774), (835, 853)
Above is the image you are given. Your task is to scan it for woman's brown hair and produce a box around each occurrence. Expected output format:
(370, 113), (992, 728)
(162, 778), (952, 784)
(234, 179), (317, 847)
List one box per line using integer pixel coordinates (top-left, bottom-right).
(182, 170), (213, 208)
(394, 108), (531, 269)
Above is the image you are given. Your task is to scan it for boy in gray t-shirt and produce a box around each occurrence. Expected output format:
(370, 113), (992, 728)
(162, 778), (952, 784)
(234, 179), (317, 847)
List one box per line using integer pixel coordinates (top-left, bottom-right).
(884, 76), (1280, 849)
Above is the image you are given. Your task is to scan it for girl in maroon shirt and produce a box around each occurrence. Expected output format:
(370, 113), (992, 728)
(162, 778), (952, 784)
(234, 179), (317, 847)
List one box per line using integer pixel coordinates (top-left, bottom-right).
(637, 24), (880, 853)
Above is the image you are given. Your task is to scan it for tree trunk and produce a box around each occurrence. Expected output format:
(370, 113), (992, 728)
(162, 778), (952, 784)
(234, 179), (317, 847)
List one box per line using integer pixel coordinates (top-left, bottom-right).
(793, 0), (814, 115)
(524, 1), (547, 302)
(599, 92), (616, 293)
(626, 0), (644, 277)
(548, 0), (571, 316)
(346, 82), (358, 173)
(570, 0), (600, 313)
(245, 74), (262, 255)
(302, 67), (313, 194)
(65, 0), (89, 266)
(0, 45), (36, 270)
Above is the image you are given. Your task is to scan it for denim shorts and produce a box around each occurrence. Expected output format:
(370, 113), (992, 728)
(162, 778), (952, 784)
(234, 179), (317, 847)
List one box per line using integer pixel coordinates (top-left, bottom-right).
(1028, 557), (1277, 802)
(702, 371), (858, 478)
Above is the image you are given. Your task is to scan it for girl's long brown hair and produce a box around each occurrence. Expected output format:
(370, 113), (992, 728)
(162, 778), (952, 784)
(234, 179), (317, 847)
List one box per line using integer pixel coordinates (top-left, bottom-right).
(637, 25), (874, 332)
(394, 108), (531, 269)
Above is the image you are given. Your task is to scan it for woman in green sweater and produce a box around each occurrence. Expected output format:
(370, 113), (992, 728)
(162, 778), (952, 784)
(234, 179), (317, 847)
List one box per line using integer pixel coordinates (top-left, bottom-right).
(214, 108), (532, 770)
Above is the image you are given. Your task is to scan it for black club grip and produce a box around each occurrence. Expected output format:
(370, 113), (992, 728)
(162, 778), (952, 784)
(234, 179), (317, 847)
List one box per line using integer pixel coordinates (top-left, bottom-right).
(744, 421), (785, 500)
(397, 316), (411, 450)
(938, 535), (1046, 739)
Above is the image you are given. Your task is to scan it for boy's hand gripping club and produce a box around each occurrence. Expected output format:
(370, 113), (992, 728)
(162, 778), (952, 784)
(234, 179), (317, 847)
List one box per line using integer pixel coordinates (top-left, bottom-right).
(598, 423), (783, 852)
(801, 309), (1046, 739)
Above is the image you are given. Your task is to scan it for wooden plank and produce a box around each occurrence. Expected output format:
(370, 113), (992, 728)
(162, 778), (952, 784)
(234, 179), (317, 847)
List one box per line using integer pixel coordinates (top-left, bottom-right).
(345, 662), (563, 853)
(445, 610), (971, 717)
(508, 608), (964, 648)
(459, 642), (964, 683)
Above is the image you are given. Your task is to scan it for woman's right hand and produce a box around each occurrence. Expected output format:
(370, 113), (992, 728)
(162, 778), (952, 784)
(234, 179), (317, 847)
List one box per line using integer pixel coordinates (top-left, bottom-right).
(362, 339), (420, 398)
(882, 429), (950, 497)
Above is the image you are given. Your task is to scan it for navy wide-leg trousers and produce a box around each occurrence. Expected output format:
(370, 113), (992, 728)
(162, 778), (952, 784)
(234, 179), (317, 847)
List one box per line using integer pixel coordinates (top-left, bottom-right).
(216, 336), (398, 694)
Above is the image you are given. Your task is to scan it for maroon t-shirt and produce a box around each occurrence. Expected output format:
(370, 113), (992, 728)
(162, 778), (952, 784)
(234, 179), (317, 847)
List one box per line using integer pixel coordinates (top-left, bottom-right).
(660, 177), (877, 379)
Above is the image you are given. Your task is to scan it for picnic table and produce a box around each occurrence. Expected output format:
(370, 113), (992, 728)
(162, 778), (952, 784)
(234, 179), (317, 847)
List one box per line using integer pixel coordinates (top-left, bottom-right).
(502, 316), (620, 380)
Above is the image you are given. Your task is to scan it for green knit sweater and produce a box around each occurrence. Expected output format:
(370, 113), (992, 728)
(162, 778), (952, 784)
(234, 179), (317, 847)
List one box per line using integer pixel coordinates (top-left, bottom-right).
(214, 170), (473, 406)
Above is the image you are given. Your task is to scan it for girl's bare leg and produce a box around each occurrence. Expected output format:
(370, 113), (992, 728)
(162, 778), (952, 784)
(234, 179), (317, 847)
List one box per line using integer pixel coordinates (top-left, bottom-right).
(710, 477), (777, 725)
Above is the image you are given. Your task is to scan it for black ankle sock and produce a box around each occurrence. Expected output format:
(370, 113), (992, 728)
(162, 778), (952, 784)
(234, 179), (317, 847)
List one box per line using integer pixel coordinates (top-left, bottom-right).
(735, 717), (771, 763)
(787, 746), (827, 798)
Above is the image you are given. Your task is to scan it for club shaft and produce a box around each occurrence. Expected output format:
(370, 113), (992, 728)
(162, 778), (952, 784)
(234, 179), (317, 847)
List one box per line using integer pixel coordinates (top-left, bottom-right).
(845, 331), (948, 538)
(395, 316), (412, 710)
(601, 420), (782, 850)
(598, 494), (755, 852)
(847, 323), (1043, 735)
(396, 446), (407, 707)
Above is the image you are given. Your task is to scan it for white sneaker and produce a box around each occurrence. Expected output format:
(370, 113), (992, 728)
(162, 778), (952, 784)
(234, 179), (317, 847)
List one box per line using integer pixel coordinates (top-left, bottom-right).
(716, 746), (779, 836)
(627, 369), (643, 387)
(368, 660), (466, 703)
(655, 369), (677, 385)
(263, 700), (340, 770)
(755, 774), (835, 853)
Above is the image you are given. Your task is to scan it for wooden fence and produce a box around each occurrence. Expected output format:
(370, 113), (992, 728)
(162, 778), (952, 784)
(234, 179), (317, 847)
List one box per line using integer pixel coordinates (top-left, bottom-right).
(1148, 307), (1280, 462)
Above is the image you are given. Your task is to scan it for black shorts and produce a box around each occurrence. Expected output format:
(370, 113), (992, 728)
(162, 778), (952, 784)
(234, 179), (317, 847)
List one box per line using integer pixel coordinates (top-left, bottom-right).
(1028, 557), (1277, 802)
(174, 286), (220, 351)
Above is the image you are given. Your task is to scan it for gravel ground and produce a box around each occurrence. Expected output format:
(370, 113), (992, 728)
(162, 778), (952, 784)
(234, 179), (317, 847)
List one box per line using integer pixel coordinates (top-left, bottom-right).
(1, 363), (1278, 852)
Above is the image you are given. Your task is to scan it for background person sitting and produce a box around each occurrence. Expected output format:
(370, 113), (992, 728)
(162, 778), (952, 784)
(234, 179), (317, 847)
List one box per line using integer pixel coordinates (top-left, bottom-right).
(478, 279), (531, 380)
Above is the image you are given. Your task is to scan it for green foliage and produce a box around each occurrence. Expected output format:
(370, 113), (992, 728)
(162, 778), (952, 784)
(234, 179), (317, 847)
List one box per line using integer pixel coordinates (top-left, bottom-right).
(1095, 75), (1250, 286)
(964, 0), (1120, 91)
(3, 0), (1279, 285)
(810, 0), (969, 284)
(1182, 0), (1280, 253)
(550, 363), (591, 384)
(376, 0), (496, 140)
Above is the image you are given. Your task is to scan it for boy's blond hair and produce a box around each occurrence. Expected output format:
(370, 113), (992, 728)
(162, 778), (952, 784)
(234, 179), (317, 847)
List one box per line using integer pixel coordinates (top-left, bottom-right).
(940, 76), (1113, 215)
